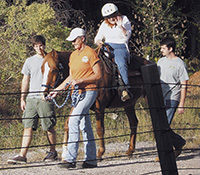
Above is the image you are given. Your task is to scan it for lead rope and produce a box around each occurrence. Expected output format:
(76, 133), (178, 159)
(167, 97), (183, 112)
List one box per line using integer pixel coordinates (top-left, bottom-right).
(46, 83), (83, 108)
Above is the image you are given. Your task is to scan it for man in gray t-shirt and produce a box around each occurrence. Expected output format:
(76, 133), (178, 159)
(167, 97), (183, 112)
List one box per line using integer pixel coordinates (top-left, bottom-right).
(21, 54), (44, 98)
(156, 37), (189, 161)
(7, 35), (57, 164)
(157, 38), (189, 124)
(157, 56), (189, 104)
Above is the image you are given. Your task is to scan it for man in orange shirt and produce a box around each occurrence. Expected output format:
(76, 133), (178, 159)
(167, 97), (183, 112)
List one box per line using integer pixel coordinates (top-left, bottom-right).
(48, 28), (101, 168)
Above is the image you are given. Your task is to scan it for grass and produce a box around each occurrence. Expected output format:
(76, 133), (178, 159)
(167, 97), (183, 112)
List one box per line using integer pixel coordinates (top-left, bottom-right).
(0, 88), (199, 160)
(171, 85), (200, 148)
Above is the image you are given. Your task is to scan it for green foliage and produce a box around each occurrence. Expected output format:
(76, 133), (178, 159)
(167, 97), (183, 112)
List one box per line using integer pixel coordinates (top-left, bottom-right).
(185, 57), (200, 76)
(0, 0), (71, 119)
(128, 0), (187, 61)
(0, 0), (70, 93)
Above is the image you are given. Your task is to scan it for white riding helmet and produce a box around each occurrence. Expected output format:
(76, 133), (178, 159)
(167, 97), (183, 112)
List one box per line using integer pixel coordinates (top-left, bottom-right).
(101, 3), (118, 18)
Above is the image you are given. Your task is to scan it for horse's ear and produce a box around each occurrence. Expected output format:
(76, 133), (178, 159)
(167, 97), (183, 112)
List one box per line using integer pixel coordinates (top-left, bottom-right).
(51, 49), (58, 58)
(40, 49), (47, 58)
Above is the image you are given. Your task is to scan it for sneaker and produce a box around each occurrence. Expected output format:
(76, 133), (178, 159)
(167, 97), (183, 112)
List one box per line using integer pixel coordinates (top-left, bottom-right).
(43, 151), (58, 162)
(7, 155), (27, 164)
(174, 140), (186, 159)
(82, 161), (97, 168)
(59, 160), (76, 169)
(155, 140), (186, 162)
(121, 90), (131, 102)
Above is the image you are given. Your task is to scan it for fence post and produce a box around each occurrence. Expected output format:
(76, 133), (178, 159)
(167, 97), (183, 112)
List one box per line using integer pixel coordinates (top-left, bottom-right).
(141, 63), (178, 175)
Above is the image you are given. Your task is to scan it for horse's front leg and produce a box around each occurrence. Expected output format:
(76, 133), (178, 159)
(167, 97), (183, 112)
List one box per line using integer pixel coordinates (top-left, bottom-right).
(124, 104), (138, 157)
(63, 117), (69, 145)
(96, 116), (105, 160)
(62, 109), (72, 160)
(95, 101), (105, 160)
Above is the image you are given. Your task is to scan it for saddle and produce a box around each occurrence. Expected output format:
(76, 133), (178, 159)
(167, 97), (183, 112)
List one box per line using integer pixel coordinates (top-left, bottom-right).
(96, 44), (119, 89)
(96, 44), (142, 89)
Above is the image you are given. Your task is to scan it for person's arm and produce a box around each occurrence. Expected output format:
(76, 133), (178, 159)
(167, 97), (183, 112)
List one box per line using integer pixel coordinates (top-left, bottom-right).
(70, 61), (102, 86)
(95, 40), (104, 46)
(177, 80), (188, 114)
(116, 16), (127, 36)
(94, 22), (105, 46)
(21, 75), (30, 111)
(116, 16), (132, 38)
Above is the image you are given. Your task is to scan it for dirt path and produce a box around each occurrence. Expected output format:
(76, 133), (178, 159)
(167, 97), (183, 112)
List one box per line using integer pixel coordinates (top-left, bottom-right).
(0, 142), (199, 175)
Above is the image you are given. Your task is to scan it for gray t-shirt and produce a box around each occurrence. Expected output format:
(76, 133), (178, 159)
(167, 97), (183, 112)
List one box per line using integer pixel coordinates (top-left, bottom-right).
(21, 54), (44, 98)
(157, 57), (189, 101)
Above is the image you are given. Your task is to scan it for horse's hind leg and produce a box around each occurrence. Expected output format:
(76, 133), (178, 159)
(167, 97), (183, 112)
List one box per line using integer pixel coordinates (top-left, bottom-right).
(124, 104), (138, 156)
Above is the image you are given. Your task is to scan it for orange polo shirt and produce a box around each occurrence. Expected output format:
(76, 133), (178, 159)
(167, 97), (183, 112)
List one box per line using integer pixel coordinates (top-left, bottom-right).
(69, 46), (100, 91)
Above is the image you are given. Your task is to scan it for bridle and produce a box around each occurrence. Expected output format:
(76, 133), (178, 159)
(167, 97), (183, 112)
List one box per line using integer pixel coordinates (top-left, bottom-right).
(42, 62), (64, 90)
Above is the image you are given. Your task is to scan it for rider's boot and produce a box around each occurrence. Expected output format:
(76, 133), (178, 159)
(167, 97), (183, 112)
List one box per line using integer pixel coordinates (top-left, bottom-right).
(118, 75), (132, 102)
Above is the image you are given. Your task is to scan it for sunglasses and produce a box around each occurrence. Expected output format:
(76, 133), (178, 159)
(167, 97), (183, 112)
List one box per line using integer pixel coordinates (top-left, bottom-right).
(72, 37), (82, 43)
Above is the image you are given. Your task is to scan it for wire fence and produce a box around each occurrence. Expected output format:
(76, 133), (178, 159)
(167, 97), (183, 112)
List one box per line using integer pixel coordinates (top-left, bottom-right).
(0, 82), (200, 173)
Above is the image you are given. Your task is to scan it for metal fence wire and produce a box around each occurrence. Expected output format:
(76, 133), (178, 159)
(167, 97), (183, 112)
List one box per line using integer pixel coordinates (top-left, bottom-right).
(0, 82), (199, 173)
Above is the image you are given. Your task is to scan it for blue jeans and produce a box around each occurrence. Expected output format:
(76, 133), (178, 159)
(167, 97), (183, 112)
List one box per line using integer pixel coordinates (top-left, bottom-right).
(106, 43), (129, 85)
(165, 100), (179, 125)
(165, 100), (186, 149)
(63, 90), (97, 165)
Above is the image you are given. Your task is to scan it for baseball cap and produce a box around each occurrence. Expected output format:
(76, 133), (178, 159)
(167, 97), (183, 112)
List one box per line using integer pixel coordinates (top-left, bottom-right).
(66, 28), (85, 41)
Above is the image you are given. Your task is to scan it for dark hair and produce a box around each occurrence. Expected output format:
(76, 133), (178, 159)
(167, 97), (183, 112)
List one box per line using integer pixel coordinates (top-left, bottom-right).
(31, 35), (46, 46)
(160, 36), (176, 52)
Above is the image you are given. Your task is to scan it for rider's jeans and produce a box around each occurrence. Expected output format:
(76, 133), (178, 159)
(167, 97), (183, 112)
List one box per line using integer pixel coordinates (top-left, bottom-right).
(107, 43), (129, 85)
(63, 90), (97, 165)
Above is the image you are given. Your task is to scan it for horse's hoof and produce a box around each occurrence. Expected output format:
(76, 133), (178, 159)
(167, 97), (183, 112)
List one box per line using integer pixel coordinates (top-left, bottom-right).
(126, 149), (135, 157)
(96, 154), (103, 162)
(97, 149), (105, 161)
(97, 157), (103, 162)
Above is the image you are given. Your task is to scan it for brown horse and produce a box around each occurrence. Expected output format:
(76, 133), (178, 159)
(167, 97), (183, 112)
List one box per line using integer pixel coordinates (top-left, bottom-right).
(41, 46), (150, 160)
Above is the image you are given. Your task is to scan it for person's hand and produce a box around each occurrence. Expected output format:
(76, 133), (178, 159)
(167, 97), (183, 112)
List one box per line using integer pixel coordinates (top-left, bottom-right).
(70, 79), (83, 86)
(46, 90), (58, 100)
(177, 103), (184, 114)
(177, 107), (184, 114)
(115, 16), (123, 28)
(20, 99), (26, 111)
(96, 40), (104, 46)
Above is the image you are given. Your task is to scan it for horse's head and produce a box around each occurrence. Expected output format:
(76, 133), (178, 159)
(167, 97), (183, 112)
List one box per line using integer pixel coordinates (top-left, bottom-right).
(41, 49), (62, 99)
(41, 49), (71, 100)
